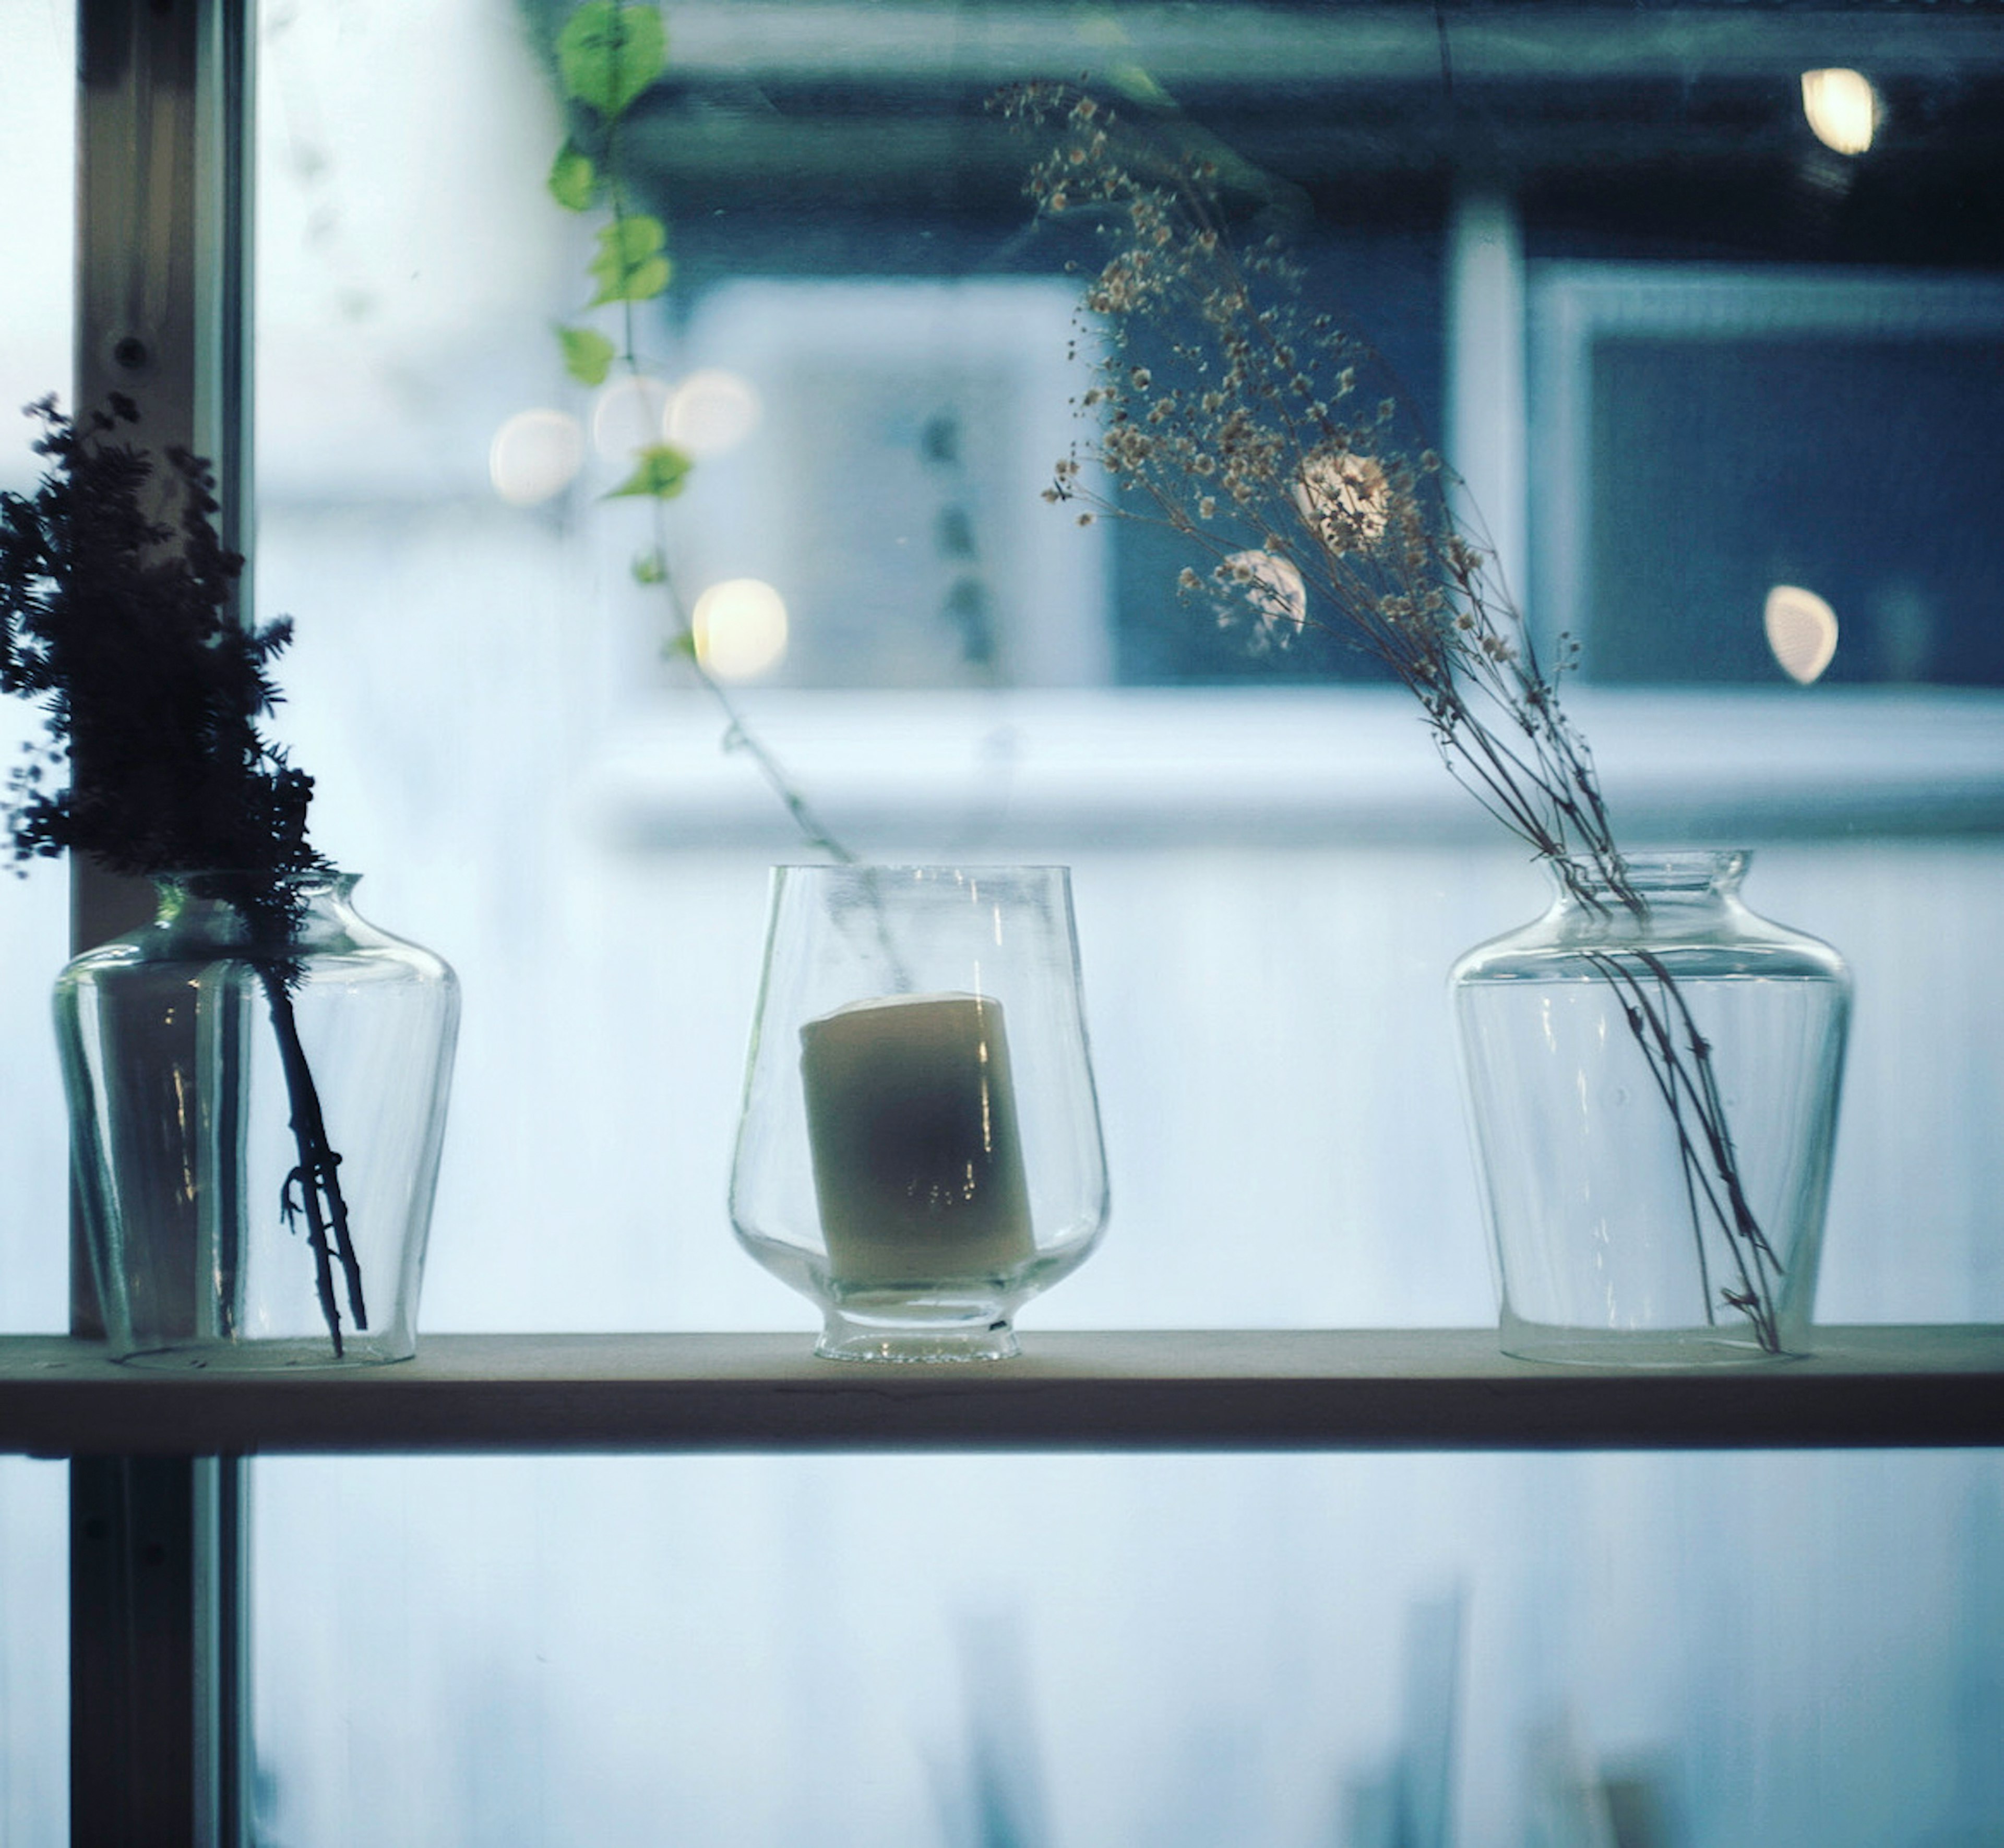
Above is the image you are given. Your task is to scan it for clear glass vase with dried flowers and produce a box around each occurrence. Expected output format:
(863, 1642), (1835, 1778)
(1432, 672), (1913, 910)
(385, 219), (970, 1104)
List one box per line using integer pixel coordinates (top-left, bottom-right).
(1003, 85), (1850, 1361)
(3, 398), (458, 1365)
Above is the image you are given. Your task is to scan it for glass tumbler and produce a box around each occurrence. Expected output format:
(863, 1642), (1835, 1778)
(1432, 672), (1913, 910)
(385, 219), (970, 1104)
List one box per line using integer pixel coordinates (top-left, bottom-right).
(731, 865), (1109, 1360)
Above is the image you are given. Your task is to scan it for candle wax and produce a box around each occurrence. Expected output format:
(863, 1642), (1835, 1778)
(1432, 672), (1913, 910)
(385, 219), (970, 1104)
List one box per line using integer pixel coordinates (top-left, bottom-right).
(800, 992), (1035, 1286)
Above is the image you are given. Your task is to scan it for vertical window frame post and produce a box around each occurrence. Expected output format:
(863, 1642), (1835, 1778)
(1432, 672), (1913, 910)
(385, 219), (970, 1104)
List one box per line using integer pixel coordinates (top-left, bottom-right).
(70, 3), (254, 1844)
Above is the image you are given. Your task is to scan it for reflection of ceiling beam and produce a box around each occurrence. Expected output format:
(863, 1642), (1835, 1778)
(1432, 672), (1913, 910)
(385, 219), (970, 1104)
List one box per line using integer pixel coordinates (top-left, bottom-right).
(657, 5), (2004, 87)
(628, 111), (1999, 201)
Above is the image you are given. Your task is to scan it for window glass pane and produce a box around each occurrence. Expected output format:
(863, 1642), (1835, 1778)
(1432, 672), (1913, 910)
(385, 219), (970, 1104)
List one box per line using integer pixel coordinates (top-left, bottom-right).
(253, 0), (2004, 1337)
(1, 4), (77, 1831)
(0, 1459), (66, 1848)
(0, 1), (76, 1823)
(1529, 277), (2004, 687)
(1589, 332), (2002, 685)
(243, 9), (2004, 1844)
(0, 0), (77, 1337)
(250, 1449), (2004, 1848)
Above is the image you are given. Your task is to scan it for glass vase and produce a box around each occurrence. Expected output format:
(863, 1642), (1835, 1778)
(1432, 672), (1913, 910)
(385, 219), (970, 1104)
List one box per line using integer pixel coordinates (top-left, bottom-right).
(731, 865), (1109, 1361)
(1451, 851), (1849, 1364)
(54, 872), (460, 1368)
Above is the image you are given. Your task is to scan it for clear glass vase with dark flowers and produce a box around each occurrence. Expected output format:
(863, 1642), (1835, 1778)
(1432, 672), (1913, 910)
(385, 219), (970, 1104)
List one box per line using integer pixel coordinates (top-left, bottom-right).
(3, 398), (458, 1364)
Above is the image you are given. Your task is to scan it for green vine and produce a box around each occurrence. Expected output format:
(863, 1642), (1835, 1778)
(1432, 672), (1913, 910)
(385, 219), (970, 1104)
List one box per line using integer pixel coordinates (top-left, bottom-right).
(547, 0), (850, 860)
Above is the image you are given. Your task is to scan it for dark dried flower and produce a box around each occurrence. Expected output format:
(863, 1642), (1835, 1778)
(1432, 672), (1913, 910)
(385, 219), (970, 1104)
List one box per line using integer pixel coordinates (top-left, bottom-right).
(2, 397), (328, 940)
(1, 395), (370, 1354)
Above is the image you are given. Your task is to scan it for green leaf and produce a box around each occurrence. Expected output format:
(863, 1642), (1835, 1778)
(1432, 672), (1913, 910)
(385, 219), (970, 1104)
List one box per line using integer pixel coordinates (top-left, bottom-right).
(556, 326), (617, 387)
(557, 2), (667, 121)
(606, 445), (694, 501)
(547, 141), (598, 212)
(588, 215), (671, 306)
(664, 628), (699, 662)
(631, 548), (667, 584)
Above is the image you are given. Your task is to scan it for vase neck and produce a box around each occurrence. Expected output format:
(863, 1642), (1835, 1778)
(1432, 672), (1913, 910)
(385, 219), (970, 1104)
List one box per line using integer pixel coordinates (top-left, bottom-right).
(1548, 851), (1750, 931)
(152, 871), (356, 950)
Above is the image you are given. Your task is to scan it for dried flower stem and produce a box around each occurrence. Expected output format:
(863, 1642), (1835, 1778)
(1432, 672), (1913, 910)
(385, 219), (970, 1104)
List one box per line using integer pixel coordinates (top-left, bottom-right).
(1005, 83), (1785, 1348)
(258, 965), (366, 1355)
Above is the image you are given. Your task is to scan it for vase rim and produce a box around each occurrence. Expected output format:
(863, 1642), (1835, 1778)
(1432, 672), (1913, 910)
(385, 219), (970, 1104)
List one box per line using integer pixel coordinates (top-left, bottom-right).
(152, 870), (360, 921)
(154, 867), (354, 890)
(772, 862), (1071, 874)
(1557, 848), (1749, 895)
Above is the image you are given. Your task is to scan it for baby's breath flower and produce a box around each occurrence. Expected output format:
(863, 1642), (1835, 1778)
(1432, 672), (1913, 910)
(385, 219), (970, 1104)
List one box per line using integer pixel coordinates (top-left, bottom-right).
(1294, 449), (1391, 554)
(1012, 80), (1631, 902)
(1213, 549), (1307, 651)
(1006, 93), (1765, 1201)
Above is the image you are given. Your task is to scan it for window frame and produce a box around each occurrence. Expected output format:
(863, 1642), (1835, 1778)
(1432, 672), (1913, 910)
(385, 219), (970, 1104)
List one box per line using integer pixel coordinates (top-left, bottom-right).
(1526, 262), (2004, 672)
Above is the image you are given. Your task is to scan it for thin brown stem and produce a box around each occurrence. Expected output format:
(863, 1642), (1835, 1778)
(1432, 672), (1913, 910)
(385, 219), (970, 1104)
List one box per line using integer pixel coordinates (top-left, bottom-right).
(1585, 949), (1782, 1352)
(256, 965), (364, 1355)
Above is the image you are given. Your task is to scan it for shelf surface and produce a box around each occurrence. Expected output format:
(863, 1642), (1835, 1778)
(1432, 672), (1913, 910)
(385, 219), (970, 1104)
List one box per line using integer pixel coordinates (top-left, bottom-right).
(3, 1326), (2001, 1456)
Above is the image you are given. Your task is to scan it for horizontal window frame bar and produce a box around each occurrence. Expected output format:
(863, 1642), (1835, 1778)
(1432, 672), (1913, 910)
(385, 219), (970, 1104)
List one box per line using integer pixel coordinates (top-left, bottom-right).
(587, 686), (2004, 853)
(652, 5), (2004, 87)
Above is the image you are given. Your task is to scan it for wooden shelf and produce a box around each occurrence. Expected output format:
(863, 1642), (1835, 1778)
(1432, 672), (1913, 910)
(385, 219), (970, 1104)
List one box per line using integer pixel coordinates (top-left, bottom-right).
(3, 1326), (2001, 1456)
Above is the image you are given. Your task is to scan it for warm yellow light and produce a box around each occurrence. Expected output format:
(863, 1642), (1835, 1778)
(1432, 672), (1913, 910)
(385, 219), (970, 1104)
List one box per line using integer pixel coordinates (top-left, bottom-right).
(692, 578), (790, 680)
(1293, 450), (1390, 554)
(1221, 549), (1307, 635)
(1764, 583), (1840, 686)
(1802, 68), (1877, 157)
(667, 368), (763, 458)
(488, 409), (584, 505)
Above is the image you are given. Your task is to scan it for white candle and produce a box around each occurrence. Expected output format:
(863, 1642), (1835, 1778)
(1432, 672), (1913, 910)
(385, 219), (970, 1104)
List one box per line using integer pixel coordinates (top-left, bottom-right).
(800, 991), (1035, 1286)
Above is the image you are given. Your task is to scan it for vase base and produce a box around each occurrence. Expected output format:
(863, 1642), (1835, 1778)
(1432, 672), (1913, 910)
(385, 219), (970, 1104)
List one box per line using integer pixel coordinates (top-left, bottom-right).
(1499, 1317), (1808, 1367)
(114, 1334), (416, 1372)
(816, 1295), (1020, 1363)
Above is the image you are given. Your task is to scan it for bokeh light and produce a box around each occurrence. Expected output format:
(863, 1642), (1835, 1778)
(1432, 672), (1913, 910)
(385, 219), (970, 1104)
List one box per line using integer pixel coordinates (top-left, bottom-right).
(1802, 68), (1878, 156)
(591, 375), (672, 461)
(693, 578), (790, 680)
(1764, 583), (1841, 685)
(667, 368), (764, 458)
(1222, 550), (1308, 637)
(488, 409), (586, 505)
